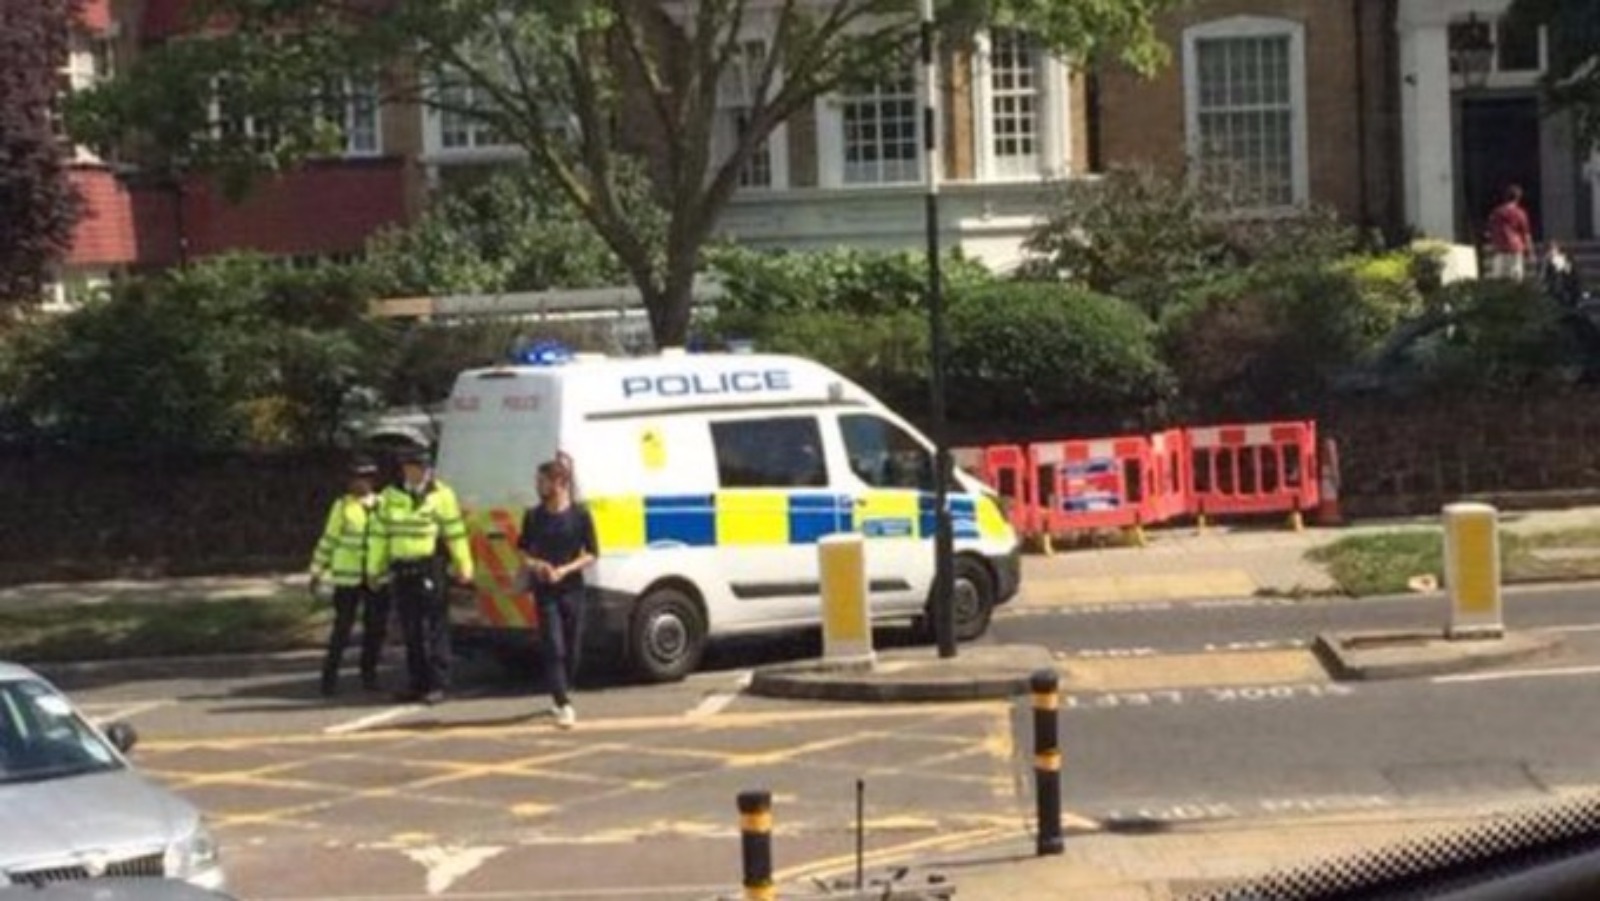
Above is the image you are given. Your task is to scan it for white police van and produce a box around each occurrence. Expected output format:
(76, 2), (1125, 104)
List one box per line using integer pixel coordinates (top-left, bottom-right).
(435, 346), (1021, 681)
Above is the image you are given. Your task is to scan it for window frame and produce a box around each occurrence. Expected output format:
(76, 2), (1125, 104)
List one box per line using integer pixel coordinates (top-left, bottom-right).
(818, 66), (924, 188)
(710, 416), (830, 490)
(1182, 15), (1310, 212)
(712, 38), (791, 192)
(838, 412), (935, 493)
(972, 28), (1055, 182)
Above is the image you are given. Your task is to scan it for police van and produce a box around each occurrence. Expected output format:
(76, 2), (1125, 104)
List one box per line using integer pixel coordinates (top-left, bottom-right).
(435, 346), (1021, 682)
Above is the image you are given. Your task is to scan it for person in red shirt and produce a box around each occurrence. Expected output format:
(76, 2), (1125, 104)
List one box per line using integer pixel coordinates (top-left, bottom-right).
(1486, 184), (1534, 281)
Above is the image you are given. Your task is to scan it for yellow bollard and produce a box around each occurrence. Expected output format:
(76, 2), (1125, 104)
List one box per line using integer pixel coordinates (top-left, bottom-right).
(1197, 513), (1209, 536)
(1443, 502), (1504, 639)
(1288, 510), (1305, 533)
(1041, 532), (1056, 557)
(1126, 524), (1148, 548)
(819, 534), (874, 664)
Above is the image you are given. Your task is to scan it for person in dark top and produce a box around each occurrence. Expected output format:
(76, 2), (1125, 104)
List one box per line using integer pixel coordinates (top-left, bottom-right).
(517, 456), (598, 728)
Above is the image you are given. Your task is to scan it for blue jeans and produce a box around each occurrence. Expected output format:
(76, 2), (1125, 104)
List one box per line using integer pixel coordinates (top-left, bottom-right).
(538, 589), (584, 707)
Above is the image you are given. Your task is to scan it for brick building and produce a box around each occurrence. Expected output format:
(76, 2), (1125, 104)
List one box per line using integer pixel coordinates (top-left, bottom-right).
(53, 0), (414, 306)
(1096, 0), (1599, 251)
(53, 1), (1098, 300)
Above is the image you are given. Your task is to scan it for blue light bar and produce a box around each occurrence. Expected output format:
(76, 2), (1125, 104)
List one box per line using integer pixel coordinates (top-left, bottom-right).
(514, 339), (574, 366)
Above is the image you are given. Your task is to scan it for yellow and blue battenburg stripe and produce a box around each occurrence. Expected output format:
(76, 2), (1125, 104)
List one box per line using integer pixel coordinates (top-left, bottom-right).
(463, 492), (1012, 628)
(582, 491), (1006, 552)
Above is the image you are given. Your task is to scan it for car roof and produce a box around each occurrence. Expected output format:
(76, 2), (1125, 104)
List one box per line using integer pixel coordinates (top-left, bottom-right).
(0, 661), (40, 683)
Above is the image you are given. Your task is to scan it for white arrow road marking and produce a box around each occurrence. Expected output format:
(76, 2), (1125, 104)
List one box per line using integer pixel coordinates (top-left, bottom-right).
(686, 670), (753, 718)
(401, 845), (505, 895)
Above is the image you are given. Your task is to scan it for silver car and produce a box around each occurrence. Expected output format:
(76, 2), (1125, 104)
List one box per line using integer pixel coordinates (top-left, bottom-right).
(0, 663), (224, 892)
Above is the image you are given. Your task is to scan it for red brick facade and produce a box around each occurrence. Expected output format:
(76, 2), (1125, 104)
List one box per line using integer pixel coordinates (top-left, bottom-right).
(1096, 0), (1402, 234)
(61, 0), (414, 276)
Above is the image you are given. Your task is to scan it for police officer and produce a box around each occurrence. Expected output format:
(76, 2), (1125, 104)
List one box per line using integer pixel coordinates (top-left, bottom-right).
(373, 447), (473, 705)
(309, 458), (389, 697)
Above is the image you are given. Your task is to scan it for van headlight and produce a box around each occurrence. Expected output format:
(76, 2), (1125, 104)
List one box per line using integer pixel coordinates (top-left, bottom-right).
(165, 824), (224, 889)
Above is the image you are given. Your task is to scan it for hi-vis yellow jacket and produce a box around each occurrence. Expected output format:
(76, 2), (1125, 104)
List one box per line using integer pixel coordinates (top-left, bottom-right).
(373, 480), (474, 580)
(309, 495), (382, 588)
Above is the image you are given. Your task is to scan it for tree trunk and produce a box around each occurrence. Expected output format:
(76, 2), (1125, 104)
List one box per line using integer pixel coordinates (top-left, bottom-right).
(646, 266), (696, 349)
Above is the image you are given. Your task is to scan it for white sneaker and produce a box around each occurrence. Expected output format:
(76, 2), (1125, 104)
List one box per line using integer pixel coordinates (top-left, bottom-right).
(554, 704), (576, 729)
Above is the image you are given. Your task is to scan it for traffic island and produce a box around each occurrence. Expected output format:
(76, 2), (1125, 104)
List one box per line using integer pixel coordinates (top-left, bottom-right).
(1313, 629), (1562, 681)
(746, 644), (1058, 702)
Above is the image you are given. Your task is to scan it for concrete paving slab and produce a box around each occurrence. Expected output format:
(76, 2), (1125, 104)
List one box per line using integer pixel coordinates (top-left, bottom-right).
(1061, 650), (1329, 692)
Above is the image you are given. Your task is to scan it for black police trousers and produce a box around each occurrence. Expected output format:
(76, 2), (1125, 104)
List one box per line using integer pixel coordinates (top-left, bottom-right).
(391, 558), (451, 696)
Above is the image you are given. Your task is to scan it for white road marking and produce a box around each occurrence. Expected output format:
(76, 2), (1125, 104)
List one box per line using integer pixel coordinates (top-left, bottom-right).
(78, 700), (170, 725)
(324, 705), (422, 735)
(399, 845), (504, 895)
(686, 670), (752, 718)
(1431, 665), (1600, 685)
(1537, 623), (1600, 634)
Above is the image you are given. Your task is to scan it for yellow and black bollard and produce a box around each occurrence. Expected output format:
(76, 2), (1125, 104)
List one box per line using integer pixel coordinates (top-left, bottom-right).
(737, 789), (776, 900)
(1031, 668), (1064, 856)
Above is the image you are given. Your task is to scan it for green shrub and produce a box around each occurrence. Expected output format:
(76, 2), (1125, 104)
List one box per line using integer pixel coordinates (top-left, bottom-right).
(1020, 165), (1359, 317)
(4, 255), (390, 451)
(723, 309), (930, 412)
(707, 246), (994, 317)
(945, 282), (1172, 420)
(1160, 265), (1397, 417)
(1420, 278), (1583, 389)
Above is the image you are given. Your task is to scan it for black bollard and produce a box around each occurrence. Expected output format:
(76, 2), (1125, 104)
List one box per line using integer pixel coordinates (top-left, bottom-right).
(737, 789), (775, 900)
(1031, 668), (1064, 855)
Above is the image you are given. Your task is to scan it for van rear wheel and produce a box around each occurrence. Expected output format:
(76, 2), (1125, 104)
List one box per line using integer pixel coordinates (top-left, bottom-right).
(630, 587), (706, 683)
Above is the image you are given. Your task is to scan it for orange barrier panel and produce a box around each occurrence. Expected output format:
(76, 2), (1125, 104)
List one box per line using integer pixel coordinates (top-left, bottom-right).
(1187, 421), (1320, 526)
(1029, 437), (1148, 535)
(982, 445), (1032, 534)
(1143, 429), (1191, 524)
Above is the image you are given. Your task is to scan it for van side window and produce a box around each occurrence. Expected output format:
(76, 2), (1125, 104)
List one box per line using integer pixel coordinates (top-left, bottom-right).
(711, 417), (829, 488)
(840, 414), (933, 491)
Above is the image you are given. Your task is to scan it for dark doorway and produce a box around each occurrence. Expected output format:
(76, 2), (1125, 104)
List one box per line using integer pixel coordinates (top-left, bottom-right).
(1457, 95), (1543, 245)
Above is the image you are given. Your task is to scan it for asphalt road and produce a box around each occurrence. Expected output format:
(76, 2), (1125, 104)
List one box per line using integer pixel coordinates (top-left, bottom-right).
(993, 583), (1600, 655)
(995, 584), (1600, 825)
(34, 583), (1600, 898)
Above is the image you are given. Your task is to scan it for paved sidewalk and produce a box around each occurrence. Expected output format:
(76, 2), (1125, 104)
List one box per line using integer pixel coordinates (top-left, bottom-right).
(1019, 506), (1600, 608)
(922, 800), (1531, 900)
(5, 507), (1600, 612)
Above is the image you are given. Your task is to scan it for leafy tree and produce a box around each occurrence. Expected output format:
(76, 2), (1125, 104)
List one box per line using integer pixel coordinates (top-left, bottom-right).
(364, 165), (658, 297)
(68, 0), (1180, 346)
(1511, 0), (1600, 146)
(0, 0), (81, 310)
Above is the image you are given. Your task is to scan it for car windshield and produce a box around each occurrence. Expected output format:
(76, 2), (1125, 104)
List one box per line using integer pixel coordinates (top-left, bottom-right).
(0, 679), (122, 785)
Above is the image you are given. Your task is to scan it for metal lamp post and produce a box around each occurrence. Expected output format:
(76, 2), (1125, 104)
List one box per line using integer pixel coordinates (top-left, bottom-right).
(920, 0), (956, 659)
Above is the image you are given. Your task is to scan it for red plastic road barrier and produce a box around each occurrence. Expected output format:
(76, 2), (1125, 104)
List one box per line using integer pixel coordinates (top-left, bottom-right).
(1029, 437), (1148, 534)
(1142, 429), (1191, 525)
(1187, 421), (1320, 521)
(955, 445), (1033, 534)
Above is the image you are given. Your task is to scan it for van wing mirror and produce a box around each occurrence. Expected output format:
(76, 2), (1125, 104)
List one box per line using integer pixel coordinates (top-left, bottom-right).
(105, 721), (139, 754)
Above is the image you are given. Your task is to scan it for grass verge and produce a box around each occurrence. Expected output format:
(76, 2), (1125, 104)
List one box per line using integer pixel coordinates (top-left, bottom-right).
(1308, 526), (1600, 597)
(0, 592), (329, 664)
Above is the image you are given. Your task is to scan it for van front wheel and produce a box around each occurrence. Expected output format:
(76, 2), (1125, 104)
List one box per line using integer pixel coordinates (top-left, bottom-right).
(630, 587), (706, 682)
(952, 556), (996, 641)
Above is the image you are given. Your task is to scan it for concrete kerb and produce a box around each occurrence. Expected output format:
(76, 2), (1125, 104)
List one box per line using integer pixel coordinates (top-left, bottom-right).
(746, 644), (1058, 703)
(29, 648), (323, 685)
(1313, 629), (1563, 681)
